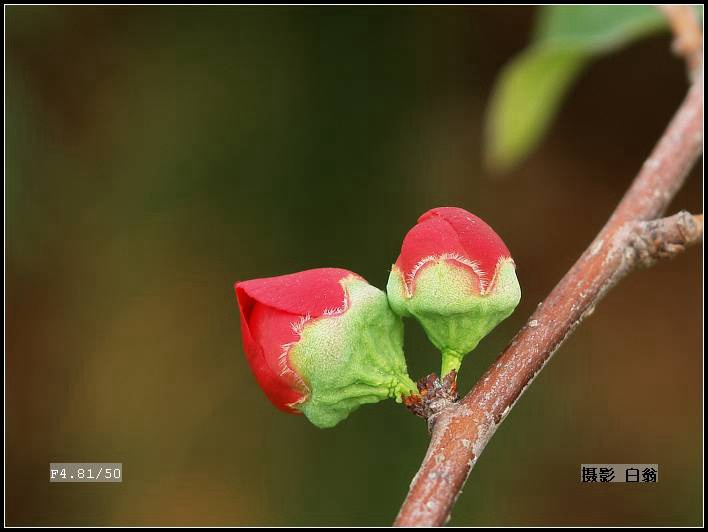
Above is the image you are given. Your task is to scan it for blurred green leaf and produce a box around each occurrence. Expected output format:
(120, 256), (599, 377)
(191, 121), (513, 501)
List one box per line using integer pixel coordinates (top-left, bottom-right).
(486, 5), (668, 172)
(535, 5), (667, 51)
(486, 45), (587, 174)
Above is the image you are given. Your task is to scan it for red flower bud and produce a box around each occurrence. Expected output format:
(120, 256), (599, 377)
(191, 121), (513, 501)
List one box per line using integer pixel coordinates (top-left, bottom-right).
(387, 207), (521, 375)
(395, 207), (512, 295)
(235, 268), (416, 427)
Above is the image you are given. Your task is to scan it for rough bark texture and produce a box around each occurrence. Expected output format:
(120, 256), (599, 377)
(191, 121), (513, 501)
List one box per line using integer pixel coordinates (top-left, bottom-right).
(394, 75), (703, 527)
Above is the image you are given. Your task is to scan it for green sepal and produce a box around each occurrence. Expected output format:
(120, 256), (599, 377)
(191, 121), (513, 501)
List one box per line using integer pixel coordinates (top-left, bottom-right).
(289, 276), (417, 428)
(387, 259), (521, 376)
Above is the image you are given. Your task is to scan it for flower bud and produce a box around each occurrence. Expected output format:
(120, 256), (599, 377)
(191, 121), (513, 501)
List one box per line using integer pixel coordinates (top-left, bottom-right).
(387, 207), (521, 376)
(235, 268), (417, 428)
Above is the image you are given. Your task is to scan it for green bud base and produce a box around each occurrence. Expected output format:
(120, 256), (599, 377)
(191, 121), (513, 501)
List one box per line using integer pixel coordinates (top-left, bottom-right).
(387, 258), (521, 376)
(289, 277), (417, 428)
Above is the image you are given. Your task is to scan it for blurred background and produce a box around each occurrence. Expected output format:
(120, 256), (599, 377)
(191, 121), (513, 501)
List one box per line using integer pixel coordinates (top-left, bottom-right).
(6, 5), (702, 526)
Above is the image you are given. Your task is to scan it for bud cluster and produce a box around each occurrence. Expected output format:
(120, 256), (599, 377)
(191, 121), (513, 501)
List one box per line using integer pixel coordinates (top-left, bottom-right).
(234, 207), (520, 427)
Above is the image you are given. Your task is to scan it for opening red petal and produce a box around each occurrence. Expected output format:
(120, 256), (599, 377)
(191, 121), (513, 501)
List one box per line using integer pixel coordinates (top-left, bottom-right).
(236, 267), (359, 318)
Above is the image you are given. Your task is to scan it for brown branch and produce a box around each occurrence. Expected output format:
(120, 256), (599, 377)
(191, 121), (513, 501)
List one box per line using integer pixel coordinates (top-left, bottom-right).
(658, 5), (703, 80)
(394, 77), (703, 527)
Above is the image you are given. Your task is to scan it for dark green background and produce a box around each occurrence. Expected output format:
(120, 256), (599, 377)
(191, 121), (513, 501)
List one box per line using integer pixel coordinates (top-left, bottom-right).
(6, 6), (702, 526)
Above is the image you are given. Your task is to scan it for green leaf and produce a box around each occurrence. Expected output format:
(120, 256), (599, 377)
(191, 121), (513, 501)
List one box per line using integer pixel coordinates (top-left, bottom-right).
(486, 44), (587, 173)
(486, 6), (668, 172)
(535, 5), (667, 51)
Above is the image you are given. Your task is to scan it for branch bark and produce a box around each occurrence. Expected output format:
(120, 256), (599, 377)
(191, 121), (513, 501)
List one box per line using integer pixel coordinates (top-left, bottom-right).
(394, 76), (703, 526)
(658, 5), (703, 80)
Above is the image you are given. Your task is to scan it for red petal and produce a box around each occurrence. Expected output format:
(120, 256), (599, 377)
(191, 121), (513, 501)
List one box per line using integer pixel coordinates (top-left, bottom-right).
(235, 284), (305, 413)
(234, 267), (363, 414)
(396, 207), (511, 287)
(236, 267), (360, 318)
(395, 215), (467, 278)
(422, 208), (511, 280)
